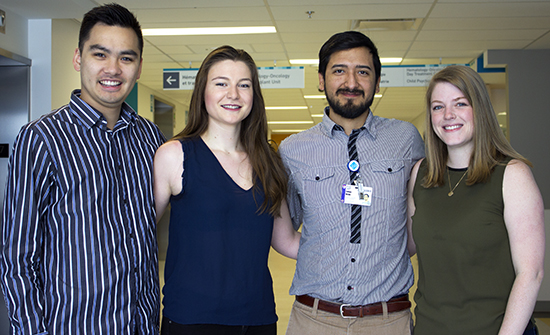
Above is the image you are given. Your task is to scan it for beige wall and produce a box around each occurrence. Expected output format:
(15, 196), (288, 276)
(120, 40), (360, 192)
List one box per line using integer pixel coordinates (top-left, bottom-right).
(137, 82), (189, 137)
(51, 19), (80, 110)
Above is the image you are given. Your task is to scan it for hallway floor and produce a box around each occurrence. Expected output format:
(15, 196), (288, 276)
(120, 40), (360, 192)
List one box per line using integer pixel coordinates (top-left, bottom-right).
(161, 251), (550, 335)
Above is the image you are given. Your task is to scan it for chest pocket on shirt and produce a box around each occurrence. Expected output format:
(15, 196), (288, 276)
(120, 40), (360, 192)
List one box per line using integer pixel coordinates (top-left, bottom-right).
(368, 160), (406, 199)
(302, 168), (337, 208)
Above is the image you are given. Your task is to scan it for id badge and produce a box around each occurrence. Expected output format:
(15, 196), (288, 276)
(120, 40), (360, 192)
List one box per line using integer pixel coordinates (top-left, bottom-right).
(341, 183), (372, 206)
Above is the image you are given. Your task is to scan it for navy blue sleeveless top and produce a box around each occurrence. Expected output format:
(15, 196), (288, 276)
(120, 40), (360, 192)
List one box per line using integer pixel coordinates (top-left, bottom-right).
(162, 137), (277, 326)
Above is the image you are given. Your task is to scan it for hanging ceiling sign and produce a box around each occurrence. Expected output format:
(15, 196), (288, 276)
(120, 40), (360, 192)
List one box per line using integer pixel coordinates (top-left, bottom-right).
(163, 66), (304, 90)
(380, 64), (467, 87)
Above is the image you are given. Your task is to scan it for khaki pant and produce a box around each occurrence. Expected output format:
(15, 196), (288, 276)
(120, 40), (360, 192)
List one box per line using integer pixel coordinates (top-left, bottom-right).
(286, 299), (413, 335)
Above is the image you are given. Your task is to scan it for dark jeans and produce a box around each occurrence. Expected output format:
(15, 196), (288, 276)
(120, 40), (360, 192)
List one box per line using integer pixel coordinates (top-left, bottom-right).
(161, 317), (277, 335)
(524, 320), (538, 335)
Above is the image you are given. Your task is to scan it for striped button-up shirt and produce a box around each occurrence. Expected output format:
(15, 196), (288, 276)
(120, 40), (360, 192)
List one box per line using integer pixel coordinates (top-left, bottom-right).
(1, 90), (165, 334)
(279, 108), (424, 305)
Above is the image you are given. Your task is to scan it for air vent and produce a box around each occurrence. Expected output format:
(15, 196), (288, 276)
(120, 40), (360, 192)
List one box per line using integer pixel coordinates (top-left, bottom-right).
(351, 18), (422, 31)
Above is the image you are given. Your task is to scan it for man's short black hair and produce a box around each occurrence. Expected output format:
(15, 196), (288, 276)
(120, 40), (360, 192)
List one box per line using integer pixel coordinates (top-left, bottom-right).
(318, 31), (381, 83)
(78, 3), (143, 57)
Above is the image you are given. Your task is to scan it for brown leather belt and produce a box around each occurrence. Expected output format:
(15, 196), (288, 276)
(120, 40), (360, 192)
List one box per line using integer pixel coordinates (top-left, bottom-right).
(295, 294), (411, 318)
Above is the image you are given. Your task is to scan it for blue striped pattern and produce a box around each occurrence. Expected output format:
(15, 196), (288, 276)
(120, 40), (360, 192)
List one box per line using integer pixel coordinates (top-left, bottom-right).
(279, 107), (424, 305)
(1, 90), (165, 334)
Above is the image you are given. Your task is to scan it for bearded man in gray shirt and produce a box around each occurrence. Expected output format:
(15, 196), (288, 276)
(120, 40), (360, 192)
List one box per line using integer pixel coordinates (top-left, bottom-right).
(279, 31), (424, 335)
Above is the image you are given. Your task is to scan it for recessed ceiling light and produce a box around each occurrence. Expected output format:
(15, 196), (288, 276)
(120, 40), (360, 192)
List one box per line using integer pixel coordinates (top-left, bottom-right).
(290, 58), (402, 65)
(266, 106), (308, 110)
(289, 59), (319, 65)
(142, 26), (276, 36)
(289, 57), (403, 65)
(267, 121), (314, 125)
(382, 58), (402, 64)
(271, 129), (308, 133)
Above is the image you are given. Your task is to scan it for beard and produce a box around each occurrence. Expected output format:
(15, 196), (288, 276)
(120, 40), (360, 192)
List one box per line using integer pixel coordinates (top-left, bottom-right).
(326, 88), (374, 120)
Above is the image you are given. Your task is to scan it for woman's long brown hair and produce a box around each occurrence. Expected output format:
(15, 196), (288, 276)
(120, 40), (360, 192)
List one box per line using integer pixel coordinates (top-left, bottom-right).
(173, 45), (288, 216)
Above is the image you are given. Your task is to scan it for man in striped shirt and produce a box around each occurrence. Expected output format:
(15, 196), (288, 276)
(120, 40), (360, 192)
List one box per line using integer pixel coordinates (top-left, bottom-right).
(1, 4), (165, 334)
(280, 31), (424, 334)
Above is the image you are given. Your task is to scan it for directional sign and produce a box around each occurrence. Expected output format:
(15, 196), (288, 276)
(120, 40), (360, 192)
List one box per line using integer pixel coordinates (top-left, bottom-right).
(163, 67), (304, 90)
(380, 64), (467, 87)
(163, 71), (181, 89)
(258, 67), (304, 89)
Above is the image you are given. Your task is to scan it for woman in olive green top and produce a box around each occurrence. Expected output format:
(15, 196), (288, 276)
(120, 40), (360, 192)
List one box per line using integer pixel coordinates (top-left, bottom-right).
(406, 65), (544, 335)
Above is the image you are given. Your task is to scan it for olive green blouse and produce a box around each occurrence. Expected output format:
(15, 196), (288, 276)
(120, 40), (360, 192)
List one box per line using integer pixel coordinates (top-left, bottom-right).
(412, 159), (515, 335)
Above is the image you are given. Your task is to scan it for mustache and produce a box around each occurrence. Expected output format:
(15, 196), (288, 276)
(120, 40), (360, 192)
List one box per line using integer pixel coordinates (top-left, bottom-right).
(336, 88), (364, 96)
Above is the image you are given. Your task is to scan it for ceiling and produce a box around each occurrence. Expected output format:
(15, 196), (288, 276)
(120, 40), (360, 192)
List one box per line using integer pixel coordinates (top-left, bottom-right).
(1, 0), (550, 133)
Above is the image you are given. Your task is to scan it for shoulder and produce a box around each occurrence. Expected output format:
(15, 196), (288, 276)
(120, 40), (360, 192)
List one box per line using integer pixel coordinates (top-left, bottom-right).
(156, 139), (183, 159)
(503, 159), (534, 182)
(279, 125), (324, 153)
(15, 107), (69, 142)
(375, 116), (420, 135)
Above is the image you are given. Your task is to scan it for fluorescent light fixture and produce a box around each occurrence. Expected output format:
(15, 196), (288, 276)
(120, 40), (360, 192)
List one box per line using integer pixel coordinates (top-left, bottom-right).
(290, 57), (402, 65)
(305, 94), (381, 100)
(142, 26), (276, 36)
(498, 112), (507, 116)
(381, 58), (402, 64)
(266, 106), (308, 110)
(268, 121), (314, 125)
(271, 129), (308, 133)
(311, 114), (324, 118)
(289, 59), (319, 65)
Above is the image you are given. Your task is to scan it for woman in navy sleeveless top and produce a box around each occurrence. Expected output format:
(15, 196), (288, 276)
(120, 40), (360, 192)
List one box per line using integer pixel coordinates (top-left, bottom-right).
(154, 46), (300, 335)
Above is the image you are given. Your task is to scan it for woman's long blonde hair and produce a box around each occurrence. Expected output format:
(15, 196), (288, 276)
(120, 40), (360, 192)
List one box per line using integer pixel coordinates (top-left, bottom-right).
(422, 65), (530, 188)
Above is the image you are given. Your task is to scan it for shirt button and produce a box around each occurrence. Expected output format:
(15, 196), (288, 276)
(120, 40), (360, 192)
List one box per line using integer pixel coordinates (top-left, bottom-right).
(347, 285), (353, 290)
(351, 258), (356, 263)
(388, 168), (393, 172)
(315, 176), (320, 181)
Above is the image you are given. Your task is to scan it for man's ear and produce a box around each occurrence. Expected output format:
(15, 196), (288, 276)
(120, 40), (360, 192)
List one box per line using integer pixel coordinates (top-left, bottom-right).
(318, 72), (325, 92)
(73, 47), (81, 72)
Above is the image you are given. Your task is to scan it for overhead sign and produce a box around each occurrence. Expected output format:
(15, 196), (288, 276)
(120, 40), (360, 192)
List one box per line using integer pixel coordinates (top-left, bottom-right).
(163, 66), (304, 90)
(258, 67), (304, 89)
(380, 64), (466, 87)
(163, 69), (197, 90)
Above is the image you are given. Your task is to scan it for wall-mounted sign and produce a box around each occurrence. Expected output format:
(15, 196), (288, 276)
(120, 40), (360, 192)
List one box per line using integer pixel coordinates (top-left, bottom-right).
(163, 66), (304, 90)
(380, 64), (466, 87)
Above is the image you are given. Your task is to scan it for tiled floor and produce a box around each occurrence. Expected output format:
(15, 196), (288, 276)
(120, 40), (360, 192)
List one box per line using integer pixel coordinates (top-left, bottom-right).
(268, 251), (550, 335)
(161, 251), (549, 335)
(537, 319), (550, 334)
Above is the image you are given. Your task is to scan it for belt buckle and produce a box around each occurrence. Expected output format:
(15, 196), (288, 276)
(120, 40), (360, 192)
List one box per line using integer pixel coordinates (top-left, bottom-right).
(339, 304), (357, 319)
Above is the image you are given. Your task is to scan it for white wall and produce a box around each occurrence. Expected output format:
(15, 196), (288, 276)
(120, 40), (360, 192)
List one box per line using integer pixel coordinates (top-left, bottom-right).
(28, 20), (51, 121)
(0, 7), (28, 58)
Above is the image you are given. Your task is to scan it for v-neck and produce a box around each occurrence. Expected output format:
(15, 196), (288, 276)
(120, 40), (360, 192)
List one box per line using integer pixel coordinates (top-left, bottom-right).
(197, 137), (253, 192)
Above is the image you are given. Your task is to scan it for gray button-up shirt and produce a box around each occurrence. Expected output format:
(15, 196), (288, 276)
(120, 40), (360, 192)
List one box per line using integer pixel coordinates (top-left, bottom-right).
(279, 108), (424, 305)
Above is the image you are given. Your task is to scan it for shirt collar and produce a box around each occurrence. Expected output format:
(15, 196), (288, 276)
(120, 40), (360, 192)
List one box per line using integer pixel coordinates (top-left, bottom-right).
(69, 89), (137, 131)
(320, 106), (377, 139)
